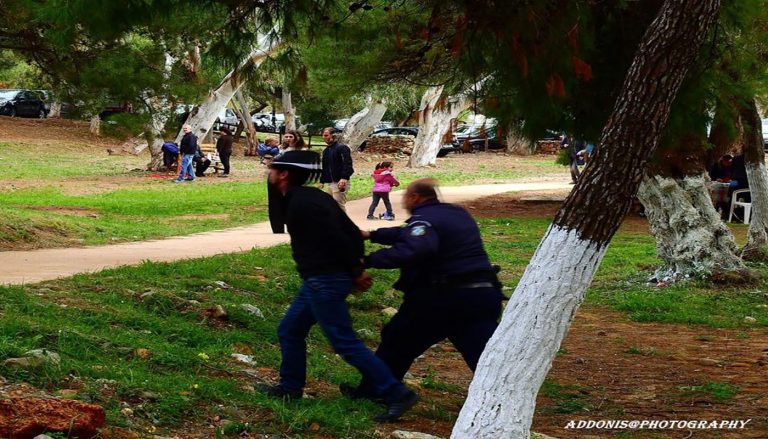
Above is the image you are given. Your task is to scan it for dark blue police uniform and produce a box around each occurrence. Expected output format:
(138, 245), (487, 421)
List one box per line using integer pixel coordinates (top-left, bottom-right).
(359, 199), (504, 391)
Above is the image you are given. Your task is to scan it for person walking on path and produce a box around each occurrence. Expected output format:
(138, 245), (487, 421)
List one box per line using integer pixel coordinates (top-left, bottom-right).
(320, 127), (354, 211)
(216, 127), (234, 177)
(367, 161), (399, 220)
(342, 178), (504, 403)
(175, 124), (197, 182)
(261, 150), (419, 423)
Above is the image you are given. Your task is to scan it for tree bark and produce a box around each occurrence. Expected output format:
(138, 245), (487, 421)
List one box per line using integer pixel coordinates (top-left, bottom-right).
(452, 1), (722, 437)
(175, 32), (279, 144)
(505, 122), (532, 155)
(738, 98), (768, 260)
(145, 53), (175, 170)
(637, 173), (745, 280)
(340, 99), (387, 150)
(408, 84), (475, 167)
(48, 102), (62, 118)
(282, 88), (296, 131)
(89, 115), (101, 135)
(234, 90), (258, 155)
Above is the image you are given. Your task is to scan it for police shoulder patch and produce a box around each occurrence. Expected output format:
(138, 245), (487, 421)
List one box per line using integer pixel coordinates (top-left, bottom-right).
(410, 225), (427, 236)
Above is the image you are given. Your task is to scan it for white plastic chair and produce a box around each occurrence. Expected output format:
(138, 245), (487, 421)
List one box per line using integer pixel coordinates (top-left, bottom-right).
(728, 189), (752, 224)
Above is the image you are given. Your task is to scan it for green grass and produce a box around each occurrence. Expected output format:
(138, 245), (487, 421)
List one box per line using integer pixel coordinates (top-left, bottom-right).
(678, 381), (740, 403)
(1, 213), (767, 435)
(538, 379), (592, 414)
(1, 139), (566, 249)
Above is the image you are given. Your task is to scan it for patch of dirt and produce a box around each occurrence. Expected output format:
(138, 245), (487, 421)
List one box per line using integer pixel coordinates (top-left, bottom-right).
(0, 116), (121, 147)
(394, 306), (768, 439)
(20, 205), (100, 217)
(461, 193), (651, 234)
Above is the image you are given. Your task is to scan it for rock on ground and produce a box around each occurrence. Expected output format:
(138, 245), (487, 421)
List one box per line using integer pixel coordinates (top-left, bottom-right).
(0, 398), (105, 439)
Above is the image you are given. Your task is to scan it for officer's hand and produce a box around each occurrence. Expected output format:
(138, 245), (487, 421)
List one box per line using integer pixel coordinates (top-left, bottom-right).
(338, 179), (348, 190)
(352, 272), (373, 293)
(360, 230), (371, 240)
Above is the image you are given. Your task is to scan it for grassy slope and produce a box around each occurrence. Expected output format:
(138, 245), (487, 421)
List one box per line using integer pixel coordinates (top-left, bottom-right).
(1, 218), (766, 437)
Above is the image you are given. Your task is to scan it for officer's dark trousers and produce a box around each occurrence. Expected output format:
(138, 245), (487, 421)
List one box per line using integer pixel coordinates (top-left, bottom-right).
(277, 273), (409, 401)
(358, 287), (502, 392)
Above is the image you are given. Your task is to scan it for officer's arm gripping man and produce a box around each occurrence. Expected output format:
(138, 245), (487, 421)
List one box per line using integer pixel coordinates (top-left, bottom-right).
(365, 221), (439, 269)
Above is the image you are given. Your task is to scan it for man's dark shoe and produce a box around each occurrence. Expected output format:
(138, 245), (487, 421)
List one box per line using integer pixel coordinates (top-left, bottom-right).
(258, 383), (302, 401)
(339, 383), (384, 403)
(374, 390), (419, 423)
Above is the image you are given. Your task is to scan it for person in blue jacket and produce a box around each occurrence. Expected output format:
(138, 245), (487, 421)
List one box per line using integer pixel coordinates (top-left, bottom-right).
(341, 178), (504, 401)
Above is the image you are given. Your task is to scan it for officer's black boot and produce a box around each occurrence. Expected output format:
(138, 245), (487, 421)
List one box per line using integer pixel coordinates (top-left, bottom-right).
(374, 389), (419, 423)
(339, 383), (384, 403)
(257, 383), (302, 401)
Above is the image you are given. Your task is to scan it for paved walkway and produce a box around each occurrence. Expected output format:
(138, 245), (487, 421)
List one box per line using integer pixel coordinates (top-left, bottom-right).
(0, 182), (571, 285)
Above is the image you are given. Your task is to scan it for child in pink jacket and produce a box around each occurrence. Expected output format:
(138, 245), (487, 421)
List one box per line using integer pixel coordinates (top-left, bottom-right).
(367, 161), (399, 220)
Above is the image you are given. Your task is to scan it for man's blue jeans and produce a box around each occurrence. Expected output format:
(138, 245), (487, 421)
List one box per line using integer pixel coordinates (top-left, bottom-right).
(177, 153), (195, 181)
(277, 273), (405, 399)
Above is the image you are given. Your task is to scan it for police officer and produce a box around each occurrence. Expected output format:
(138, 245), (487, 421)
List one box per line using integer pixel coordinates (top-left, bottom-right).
(343, 178), (504, 399)
(261, 150), (418, 423)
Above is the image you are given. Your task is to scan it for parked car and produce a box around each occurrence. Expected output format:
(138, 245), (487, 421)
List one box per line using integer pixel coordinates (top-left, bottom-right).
(99, 102), (133, 120)
(0, 89), (48, 118)
(252, 113), (285, 133)
(215, 107), (240, 129)
(452, 121), (504, 151)
(358, 126), (419, 150)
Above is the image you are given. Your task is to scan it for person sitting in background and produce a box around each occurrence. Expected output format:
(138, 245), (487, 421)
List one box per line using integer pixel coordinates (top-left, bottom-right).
(257, 137), (281, 164)
(193, 143), (212, 177)
(709, 154), (733, 183)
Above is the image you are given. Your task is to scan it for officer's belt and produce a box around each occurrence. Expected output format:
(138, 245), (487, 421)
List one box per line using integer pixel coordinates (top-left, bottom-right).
(449, 281), (495, 289)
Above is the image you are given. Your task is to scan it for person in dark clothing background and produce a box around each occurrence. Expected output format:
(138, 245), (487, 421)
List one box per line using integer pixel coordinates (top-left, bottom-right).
(342, 178), (504, 405)
(216, 127), (234, 177)
(320, 127), (354, 211)
(193, 143), (211, 177)
(261, 150), (419, 423)
(175, 124), (197, 183)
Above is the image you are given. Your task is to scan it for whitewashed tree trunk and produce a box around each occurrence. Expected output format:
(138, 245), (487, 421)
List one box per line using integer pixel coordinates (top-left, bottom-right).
(506, 123), (533, 155)
(744, 161), (768, 258)
(48, 102), (62, 118)
(340, 99), (387, 150)
(175, 32), (279, 144)
(234, 89), (258, 155)
(89, 115), (101, 135)
(452, 0), (721, 437)
(637, 173), (745, 281)
(409, 82), (480, 167)
(738, 98), (768, 260)
(282, 88), (297, 131)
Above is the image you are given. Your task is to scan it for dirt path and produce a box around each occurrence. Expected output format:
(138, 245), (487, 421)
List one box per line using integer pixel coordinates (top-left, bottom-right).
(0, 181), (571, 285)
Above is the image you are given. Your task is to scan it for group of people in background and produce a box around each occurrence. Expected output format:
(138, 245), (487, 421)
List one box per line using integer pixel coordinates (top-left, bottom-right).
(162, 124), (234, 182)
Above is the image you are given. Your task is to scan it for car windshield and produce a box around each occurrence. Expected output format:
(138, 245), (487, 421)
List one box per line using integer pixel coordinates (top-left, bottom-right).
(0, 90), (20, 100)
(762, 119), (768, 136)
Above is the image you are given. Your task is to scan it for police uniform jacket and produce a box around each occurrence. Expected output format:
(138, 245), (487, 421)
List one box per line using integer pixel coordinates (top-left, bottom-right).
(364, 199), (500, 296)
(283, 185), (364, 279)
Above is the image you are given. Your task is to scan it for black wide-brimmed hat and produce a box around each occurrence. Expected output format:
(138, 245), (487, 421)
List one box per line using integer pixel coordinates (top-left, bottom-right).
(270, 150), (322, 183)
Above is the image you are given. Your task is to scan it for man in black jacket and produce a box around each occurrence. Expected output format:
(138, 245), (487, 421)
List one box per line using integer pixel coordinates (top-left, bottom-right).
(261, 150), (418, 423)
(320, 127), (354, 210)
(175, 124), (197, 182)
